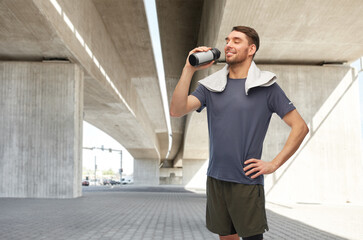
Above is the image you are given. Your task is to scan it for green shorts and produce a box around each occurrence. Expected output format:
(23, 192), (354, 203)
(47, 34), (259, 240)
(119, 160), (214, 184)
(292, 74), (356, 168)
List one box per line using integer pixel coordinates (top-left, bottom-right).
(206, 176), (269, 238)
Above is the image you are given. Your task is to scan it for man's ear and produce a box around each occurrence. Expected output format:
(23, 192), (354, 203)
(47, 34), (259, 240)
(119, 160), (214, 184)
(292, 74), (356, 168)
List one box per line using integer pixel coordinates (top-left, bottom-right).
(248, 44), (256, 57)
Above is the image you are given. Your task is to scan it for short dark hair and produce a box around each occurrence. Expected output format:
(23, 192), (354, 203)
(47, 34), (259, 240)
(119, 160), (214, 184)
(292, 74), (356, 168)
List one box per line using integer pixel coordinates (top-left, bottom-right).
(232, 26), (260, 58)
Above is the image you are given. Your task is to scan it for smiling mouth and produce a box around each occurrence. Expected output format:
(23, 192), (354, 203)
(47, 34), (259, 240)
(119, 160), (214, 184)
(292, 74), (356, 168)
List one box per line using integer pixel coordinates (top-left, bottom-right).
(226, 52), (235, 57)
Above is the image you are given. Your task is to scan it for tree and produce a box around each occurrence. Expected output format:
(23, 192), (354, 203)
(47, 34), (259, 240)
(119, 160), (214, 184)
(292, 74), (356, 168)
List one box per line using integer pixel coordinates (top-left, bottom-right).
(102, 169), (114, 175)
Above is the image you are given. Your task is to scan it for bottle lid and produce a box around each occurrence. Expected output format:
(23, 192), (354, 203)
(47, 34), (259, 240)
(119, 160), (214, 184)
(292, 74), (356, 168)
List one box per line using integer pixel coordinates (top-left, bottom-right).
(211, 48), (221, 59)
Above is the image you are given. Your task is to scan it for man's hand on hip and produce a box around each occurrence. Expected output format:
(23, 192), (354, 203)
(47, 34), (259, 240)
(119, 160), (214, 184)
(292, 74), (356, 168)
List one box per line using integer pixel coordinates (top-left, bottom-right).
(243, 158), (278, 179)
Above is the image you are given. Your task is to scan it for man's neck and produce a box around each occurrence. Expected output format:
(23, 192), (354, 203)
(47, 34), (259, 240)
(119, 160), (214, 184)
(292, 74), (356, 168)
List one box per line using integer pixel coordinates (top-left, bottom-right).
(228, 60), (252, 79)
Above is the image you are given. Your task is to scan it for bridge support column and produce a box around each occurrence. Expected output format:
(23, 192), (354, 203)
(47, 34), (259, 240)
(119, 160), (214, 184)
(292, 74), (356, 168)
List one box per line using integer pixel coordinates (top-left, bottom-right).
(0, 62), (83, 198)
(134, 159), (159, 185)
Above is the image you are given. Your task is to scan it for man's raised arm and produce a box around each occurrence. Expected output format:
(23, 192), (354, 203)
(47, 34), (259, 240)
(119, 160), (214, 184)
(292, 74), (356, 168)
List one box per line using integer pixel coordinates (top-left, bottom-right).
(170, 47), (214, 118)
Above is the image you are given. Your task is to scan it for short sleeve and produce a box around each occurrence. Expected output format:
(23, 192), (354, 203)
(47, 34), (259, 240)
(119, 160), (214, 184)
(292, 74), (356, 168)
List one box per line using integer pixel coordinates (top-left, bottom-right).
(267, 83), (296, 119)
(190, 84), (207, 112)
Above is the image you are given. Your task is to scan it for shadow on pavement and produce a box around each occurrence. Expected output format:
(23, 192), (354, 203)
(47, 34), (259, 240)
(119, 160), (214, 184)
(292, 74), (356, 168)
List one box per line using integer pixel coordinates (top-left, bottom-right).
(264, 210), (347, 240)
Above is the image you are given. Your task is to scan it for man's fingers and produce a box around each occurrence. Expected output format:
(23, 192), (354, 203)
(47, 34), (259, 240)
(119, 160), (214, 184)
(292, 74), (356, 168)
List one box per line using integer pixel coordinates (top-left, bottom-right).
(190, 46), (211, 54)
(251, 172), (262, 179)
(245, 166), (260, 176)
(243, 163), (257, 171)
(196, 46), (211, 51)
(244, 158), (259, 165)
(244, 159), (266, 177)
(244, 159), (274, 178)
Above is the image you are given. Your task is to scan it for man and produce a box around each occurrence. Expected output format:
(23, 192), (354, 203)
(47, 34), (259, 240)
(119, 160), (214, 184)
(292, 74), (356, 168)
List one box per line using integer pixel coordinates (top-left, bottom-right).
(170, 26), (309, 240)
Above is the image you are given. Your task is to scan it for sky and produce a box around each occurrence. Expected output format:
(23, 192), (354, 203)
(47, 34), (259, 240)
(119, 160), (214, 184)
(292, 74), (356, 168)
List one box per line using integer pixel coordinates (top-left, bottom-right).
(82, 121), (134, 176)
(143, 0), (172, 158)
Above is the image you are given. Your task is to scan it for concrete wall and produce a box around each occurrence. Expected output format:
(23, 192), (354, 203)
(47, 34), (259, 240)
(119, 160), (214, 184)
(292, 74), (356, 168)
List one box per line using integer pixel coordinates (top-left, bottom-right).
(0, 62), (83, 198)
(134, 159), (159, 185)
(183, 159), (209, 190)
(261, 64), (363, 204)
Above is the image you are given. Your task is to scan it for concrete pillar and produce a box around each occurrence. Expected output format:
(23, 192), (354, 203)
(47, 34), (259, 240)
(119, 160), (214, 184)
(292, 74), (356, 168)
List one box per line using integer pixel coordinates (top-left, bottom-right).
(183, 159), (209, 190)
(159, 168), (183, 185)
(0, 62), (83, 198)
(134, 159), (159, 185)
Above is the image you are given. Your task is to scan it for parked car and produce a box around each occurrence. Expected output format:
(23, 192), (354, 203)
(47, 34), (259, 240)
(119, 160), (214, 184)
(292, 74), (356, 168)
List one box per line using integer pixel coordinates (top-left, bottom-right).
(121, 179), (133, 185)
(82, 180), (89, 186)
(109, 180), (120, 185)
(103, 179), (110, 185)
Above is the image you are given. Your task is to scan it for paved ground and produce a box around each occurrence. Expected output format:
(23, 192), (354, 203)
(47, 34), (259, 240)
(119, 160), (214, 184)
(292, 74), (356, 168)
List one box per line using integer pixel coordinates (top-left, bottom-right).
(0, 185), (361, 240)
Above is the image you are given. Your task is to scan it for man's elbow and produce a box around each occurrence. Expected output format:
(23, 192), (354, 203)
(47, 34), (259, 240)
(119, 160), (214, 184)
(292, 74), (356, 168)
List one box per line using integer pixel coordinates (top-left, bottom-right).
(170, 110), (179, 118)
(169, 108), (183, 118)
(304, 123), (309, 135)
(169, 104), (178, 118)
(300, 122), (309, 137)
(291, 120), (309, 137)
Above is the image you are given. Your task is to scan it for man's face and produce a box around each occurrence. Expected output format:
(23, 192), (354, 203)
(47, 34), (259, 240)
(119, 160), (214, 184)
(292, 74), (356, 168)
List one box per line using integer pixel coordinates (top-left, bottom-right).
(224, 31), (255, 65)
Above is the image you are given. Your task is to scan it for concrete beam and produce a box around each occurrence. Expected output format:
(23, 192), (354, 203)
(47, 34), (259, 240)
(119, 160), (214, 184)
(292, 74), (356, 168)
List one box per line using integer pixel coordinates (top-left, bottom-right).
(0, 0), (73, 61)
(214, 0), (363, 64)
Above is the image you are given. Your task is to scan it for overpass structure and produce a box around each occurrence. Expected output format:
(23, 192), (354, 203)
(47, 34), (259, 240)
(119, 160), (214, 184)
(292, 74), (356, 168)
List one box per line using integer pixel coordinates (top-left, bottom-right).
(0, 0), (362, 202)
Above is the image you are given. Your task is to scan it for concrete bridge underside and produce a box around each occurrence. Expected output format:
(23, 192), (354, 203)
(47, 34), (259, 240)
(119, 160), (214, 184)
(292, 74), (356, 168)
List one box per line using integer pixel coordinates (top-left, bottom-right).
(0, 0), (362, 200)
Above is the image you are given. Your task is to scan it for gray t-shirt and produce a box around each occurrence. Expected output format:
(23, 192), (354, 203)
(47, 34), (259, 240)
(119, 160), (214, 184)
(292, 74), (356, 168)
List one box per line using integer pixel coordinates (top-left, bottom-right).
(191, 77), (296, 185)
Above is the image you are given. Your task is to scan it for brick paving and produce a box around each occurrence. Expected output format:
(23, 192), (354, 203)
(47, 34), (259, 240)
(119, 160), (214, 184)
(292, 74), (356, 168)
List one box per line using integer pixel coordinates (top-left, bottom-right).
(0, 186), (353, 240)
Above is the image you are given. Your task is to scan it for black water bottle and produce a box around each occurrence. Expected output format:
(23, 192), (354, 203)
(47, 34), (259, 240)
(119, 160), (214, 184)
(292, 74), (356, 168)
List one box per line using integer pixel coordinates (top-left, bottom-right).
(189, 48), (221, 66)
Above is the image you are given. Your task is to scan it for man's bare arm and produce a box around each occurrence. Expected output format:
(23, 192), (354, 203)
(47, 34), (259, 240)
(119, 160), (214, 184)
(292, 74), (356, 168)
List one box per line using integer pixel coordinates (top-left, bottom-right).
(170, 47), (214, 118)
(244, 109), (309, 178)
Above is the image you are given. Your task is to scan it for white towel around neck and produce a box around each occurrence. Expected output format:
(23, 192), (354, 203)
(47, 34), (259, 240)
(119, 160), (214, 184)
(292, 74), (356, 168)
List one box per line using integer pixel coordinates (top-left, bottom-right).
(198, 61), (276, 95)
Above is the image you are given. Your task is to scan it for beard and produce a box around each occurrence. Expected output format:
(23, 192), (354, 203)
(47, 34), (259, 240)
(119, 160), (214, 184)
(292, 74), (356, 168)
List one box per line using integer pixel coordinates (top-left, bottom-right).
(225, 48), (249, 65)
(226, 57), (245, 65)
